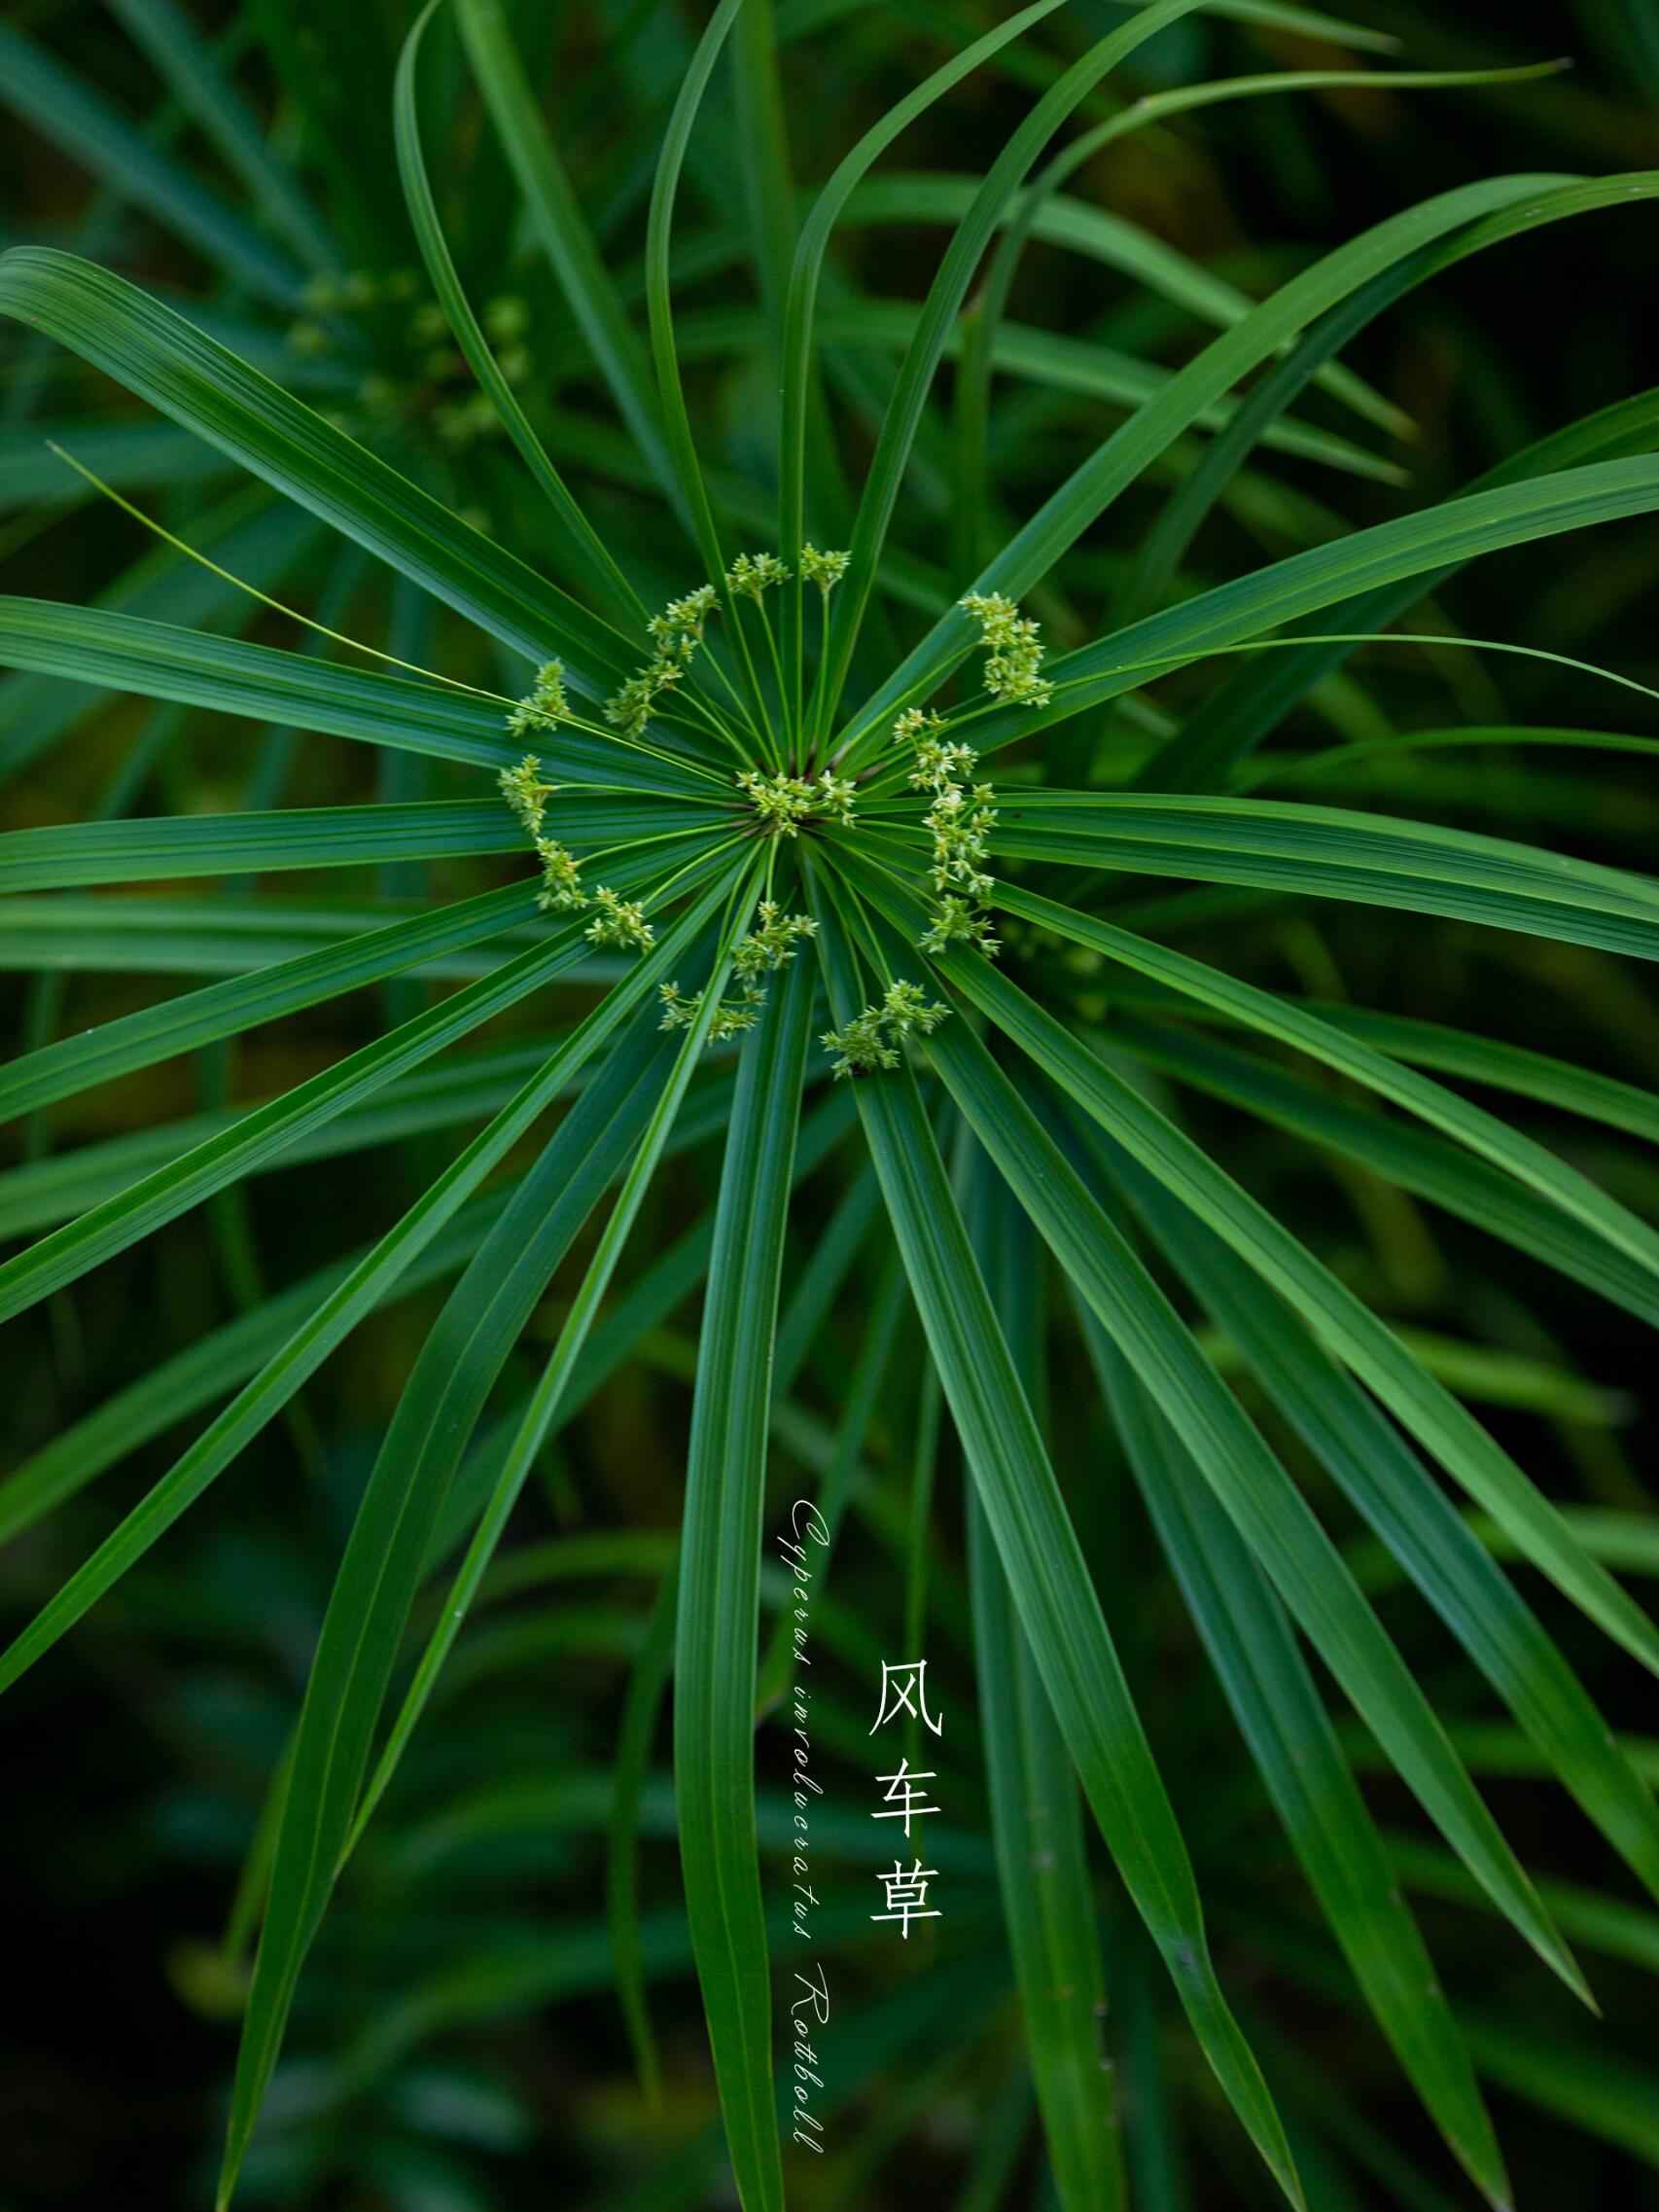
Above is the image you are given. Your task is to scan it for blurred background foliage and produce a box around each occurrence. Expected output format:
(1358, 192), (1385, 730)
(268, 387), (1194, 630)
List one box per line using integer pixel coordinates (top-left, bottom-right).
(1, 2), (1657, 2208)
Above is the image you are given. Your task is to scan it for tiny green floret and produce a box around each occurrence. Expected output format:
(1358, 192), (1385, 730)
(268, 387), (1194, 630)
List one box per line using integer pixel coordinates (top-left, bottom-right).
(649, 584), (718, 651)
(608, 586), (719, 738)
(901, 709), (999, 955)
(879, 979), (948, 1038)
(821, 1006), (898, 1080)
(822, 981), (948, 1079)
(799, 545), (850, 595)
(499, 753), (556, 838)
(919, 895), (999, 959)
(725, 551), (791, 600)
(661, 900), (815, 1044)
(534, 838), (587, 911)
(737, 767), (857, 836)
(734, 900), (818, 979)
(960, 590), (1052, 706)
(585, 887), (654, 952)
(507, 660), (570, 741)
(660, 981), (756, 1038)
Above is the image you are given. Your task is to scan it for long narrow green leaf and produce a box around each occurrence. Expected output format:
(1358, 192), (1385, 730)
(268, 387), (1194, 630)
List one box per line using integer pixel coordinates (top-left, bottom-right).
(0, 598), (522, 768)
(396, 0), (645, 625)
(1158, 385), (1659, 790)
(992, 881), (1659, 1291)
(895, 965), (1584, 2000)
(1092, 1137), (1659, 1906)
(1301, 1005), (1659, 1145)
(1109, 1017), (1659, 1331)
(1081, 1315), (1506, 2205)
(976, 790), (1659, 961)
(0, 249), (635, 690)
(966, 1167), (1125, 2212)
(675, 941), (815, 2212)
(0, 798), (716, 894)
(808, 866), (1302, 2209)
(0, 893), (542, 978)
(0, 801), (519, 892)
(455, 0), (689, 534)
(0, 882), (536, 1124)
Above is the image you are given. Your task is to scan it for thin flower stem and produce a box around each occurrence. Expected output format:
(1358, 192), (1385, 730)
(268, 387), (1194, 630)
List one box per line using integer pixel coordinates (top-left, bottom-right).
(557, 716), (732, 789)
(647, 830), (752, 906)
(789, 573), (807, 747)
(685, 639), (769, 754)
(47, 444), (519, 705)
(577, 822), (743, 877)
(754, 596), (792, 749)
(663, 658), (756, 742)
(804, 589), (841, 767)
(723, 593), (781, 765)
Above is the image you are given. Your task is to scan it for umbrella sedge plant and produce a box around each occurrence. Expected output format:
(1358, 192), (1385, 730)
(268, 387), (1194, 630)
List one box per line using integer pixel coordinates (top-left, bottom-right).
(1, 0), (1658, 2206)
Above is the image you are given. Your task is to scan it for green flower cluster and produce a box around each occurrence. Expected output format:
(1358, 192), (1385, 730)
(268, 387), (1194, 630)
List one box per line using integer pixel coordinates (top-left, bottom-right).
(725, 551), (791, 600)
(660, 899), (817, 1043)
(736, 767), (858, 837)
(900, 707), (1000, 958)
(585, 886), (655, 951)
(506, 660), (569, 746)
(498, 752), (557, 837)
(798, 545), (850, 594)
(822, 979), (948, 1079)
(960, 589), (1052, 706)
(606, 584), (721, 738)
(724, 545), (848, 601)
(498, 669), (653, 945)
(534, 839), (585, 912)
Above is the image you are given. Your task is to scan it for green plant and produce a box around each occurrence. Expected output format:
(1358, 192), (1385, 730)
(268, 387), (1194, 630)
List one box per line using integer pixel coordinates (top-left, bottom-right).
(3, 1), (1659, 2207)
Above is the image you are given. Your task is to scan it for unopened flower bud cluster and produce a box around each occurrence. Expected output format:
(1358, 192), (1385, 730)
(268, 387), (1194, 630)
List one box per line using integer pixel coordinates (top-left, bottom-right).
(290, 272), (531, 446)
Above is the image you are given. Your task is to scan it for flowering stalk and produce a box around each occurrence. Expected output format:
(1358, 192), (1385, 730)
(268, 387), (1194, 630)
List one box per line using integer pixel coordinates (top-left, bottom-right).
(660, 897), (816, 1043)
(499, 580), (1044, 1071)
